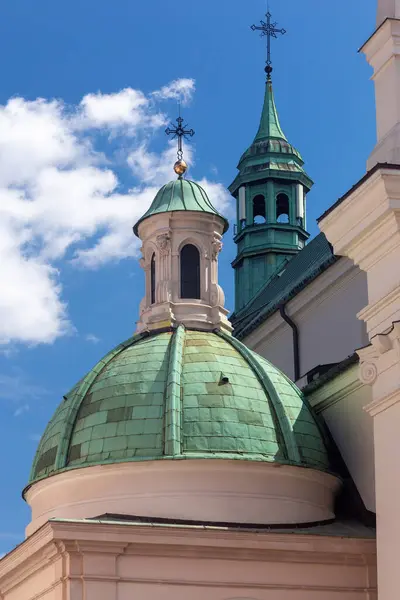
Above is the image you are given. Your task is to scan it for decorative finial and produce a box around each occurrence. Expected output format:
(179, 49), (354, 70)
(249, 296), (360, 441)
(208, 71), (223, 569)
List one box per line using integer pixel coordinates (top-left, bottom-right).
(251, 11), (286, 80)
(165, 115), (195, 178)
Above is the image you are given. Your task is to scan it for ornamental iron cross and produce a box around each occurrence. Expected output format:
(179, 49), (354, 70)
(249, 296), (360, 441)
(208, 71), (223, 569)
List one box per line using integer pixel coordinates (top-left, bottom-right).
(165, 116), (195, 162)
(251, 11), (286, 74)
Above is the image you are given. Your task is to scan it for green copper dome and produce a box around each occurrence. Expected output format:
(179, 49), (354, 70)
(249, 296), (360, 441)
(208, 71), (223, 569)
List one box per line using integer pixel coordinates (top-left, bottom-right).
(27, 327), (331, 489)
(133, 179), (229, 236)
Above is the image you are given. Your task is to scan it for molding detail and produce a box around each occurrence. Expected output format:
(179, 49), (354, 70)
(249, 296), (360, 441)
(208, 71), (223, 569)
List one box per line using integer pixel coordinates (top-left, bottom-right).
(359, 361), (379, 386)
(364, 387), (400, 417)
(156, 233), (171, 256)
(212, 237), (223, 260)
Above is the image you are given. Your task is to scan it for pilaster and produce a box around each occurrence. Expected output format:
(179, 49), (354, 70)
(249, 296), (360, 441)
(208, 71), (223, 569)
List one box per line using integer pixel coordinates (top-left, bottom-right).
(319, 166), (400, 337)
(358, 324), (400, 600)
(377, 0), (400, 26)
(319, 164), (400, 600)
(362, 18), (400, 168)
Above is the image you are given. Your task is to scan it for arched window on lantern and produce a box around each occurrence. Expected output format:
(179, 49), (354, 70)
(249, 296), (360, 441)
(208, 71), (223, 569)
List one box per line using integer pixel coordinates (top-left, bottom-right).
(253, 194), (266, 224)
(180, 244), (200, 299)
(276, 193), (290, 223)
(150, 253), (156, 305)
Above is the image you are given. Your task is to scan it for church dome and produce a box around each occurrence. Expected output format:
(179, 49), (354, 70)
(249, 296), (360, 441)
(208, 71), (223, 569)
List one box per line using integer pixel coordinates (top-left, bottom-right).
(28, 326), (330, 488)
(133, 179), (229, 236)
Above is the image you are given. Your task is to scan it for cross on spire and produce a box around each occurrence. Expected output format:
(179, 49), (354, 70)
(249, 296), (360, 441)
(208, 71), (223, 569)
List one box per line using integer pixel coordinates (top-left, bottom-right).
(251, 11), (286, 79)
(165, 115), (195, 174)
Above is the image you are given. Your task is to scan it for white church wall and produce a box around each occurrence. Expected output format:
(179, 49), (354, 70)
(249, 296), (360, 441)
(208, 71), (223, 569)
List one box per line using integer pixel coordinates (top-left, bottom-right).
(245, 314), (296, 380)
(242, 258), (369, 382)
(297, 260), (369, 376)
(307, 364), (375, 513)
(0, 520), (377, 600)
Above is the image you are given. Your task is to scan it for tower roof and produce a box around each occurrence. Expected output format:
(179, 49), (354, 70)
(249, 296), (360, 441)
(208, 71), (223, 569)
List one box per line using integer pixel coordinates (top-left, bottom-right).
(254, 77), (288, 142)
(133, 179), (229, 236)
(27, 326), (331, 491)
(229, 79), (313, 195)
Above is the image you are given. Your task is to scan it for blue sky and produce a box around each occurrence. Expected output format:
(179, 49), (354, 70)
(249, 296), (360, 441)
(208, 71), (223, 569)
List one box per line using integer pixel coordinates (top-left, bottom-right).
(0, 0), (376, 553)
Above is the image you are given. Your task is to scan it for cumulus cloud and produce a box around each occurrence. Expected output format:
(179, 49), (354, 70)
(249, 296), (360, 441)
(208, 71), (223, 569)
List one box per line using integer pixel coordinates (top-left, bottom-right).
(152, 78), (195, 105)
(85, 333), (101, 344)
(78, 88), (165, 134)
(0, 78), (232, 346)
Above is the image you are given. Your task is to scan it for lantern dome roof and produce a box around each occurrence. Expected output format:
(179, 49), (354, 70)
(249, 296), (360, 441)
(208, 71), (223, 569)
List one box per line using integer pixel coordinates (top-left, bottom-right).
(133, 179), (229, 236)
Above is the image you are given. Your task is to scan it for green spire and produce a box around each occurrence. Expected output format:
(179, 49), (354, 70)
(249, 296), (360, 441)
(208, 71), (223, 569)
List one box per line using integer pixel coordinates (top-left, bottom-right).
(254, 79), (287, 142)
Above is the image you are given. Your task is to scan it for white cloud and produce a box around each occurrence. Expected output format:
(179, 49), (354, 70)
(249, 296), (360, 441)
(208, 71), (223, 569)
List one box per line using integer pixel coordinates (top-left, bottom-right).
(14, 403), (29, 417)
(0, 78), (232, 346)
(78, 88), (165, 134)
(85, 333), (101, 344)
(197, 178), (233, 218)
(152, 78), (195, 105)
(128, 142), (191, 186)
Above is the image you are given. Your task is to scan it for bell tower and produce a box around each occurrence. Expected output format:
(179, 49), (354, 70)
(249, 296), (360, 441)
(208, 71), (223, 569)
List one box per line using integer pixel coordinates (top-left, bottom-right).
(230, 11), (313, 313)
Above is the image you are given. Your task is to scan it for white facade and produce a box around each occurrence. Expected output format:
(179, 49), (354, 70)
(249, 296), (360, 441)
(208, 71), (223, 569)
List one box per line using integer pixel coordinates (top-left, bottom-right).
(242, 258), (369, 382)
(377, 0), (400, 24)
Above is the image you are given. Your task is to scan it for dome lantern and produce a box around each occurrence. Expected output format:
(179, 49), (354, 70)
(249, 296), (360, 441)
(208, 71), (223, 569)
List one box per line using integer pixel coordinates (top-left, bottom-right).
(133, 178), (231, 334)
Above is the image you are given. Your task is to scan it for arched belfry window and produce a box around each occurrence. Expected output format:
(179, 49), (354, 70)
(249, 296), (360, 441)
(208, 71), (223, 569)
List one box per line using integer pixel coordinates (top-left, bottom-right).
(150, 253), (156, 305)
(180, 244), (200, 299)
(277, 193), (290, 223)
(253, 195), (266, 224)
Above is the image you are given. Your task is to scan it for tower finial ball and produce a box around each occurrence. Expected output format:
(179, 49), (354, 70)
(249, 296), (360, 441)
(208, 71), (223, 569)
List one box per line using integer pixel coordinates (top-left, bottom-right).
(174, 159), (188, 176)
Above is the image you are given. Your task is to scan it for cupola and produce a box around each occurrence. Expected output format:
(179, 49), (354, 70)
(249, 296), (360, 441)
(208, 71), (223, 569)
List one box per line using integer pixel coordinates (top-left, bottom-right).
(134, 166), (231, 334)
(24, 113), (340, 539)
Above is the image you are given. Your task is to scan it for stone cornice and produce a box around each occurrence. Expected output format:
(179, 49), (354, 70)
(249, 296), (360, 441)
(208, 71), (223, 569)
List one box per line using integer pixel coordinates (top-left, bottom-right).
(358, 285), (400, 327)
(51, 519), (376, 561)
(358, 322), (400, 414)
(319, 167), (400, 262)
(0, 525), (59, 594)
(0, 519), (377, 596)
(361, 18), (400, 72)
(364, 387), (400, 416)
(306, 363), (363, 414)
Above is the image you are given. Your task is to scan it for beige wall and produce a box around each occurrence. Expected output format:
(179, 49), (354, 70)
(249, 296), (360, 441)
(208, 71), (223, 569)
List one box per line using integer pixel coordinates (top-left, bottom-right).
(306, 364), (375, 512)
(242, 258), (368, 382)
(0, 520), (377, 600)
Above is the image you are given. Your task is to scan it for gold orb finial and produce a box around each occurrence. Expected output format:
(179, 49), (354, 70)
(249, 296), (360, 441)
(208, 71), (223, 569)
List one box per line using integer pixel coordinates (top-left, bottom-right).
(174, 159), (188, 177)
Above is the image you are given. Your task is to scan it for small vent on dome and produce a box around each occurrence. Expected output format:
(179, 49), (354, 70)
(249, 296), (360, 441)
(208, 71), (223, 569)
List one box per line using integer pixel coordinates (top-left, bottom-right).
(219, 373), (230, 385)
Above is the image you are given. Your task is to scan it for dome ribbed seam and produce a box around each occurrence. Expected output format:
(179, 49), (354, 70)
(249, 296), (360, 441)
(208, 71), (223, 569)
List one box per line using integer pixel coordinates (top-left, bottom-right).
(53, 333), (147, 472)
(214, 330), (302, 465)
(163, 325), (185, 456)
